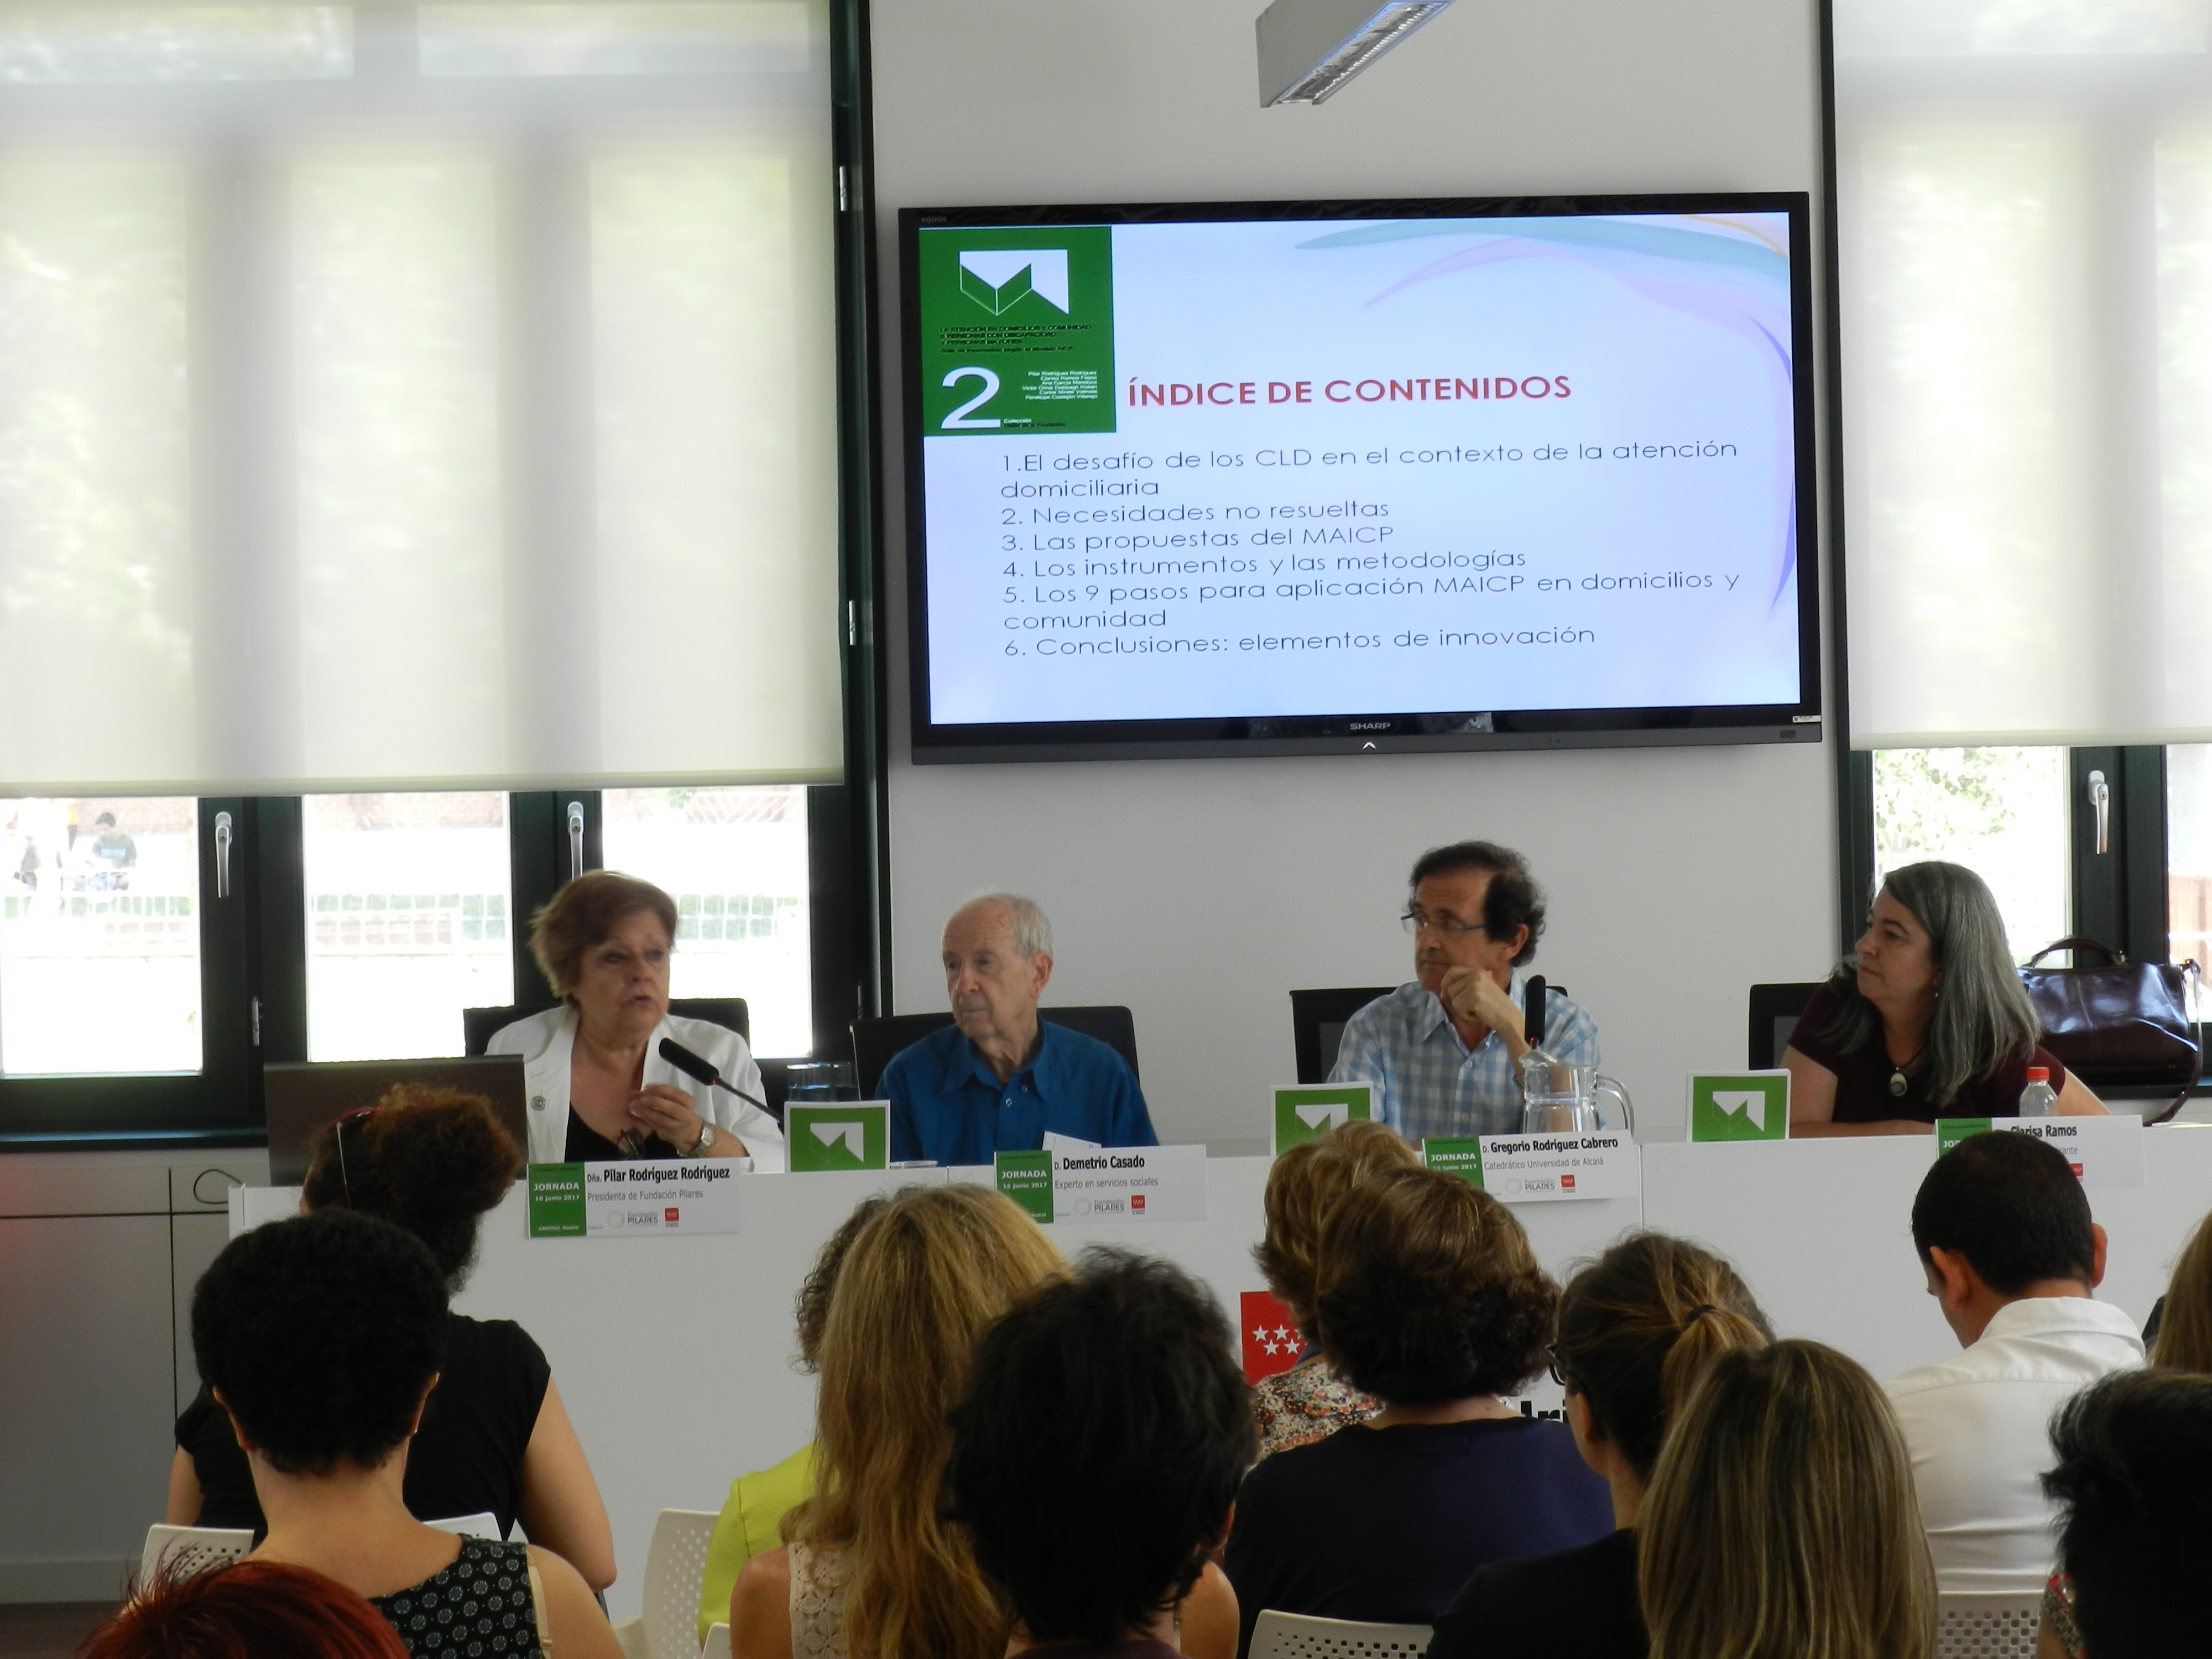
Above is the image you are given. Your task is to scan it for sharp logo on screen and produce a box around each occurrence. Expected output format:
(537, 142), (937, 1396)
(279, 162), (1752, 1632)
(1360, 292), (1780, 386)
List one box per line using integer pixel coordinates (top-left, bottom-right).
(957, 249), (1071, 316)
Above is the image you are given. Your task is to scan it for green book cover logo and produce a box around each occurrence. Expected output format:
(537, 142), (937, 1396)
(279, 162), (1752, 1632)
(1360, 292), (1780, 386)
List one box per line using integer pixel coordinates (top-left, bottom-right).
(917, 226), (1115, 436)
(526, 1162), (586, 1238)
(1422, 1137), (1485, 1186)
(1936, 1118), (1995, 1156)
(789, 1104), (889, 1172)
(1688, 1073), (1791, 1142)
(995, 1149), (1054, 1224)
(1272, 1084), (1374, 1155)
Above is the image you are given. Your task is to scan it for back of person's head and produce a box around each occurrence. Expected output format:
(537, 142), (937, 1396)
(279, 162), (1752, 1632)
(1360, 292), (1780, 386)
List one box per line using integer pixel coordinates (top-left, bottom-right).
(2042, 1368), (2212, 1657)
(792, 1184), (1065, 1659)
(792, 1193), (889, 1372)
(1639, 1339), (1934, 1659)
(946, 1248), (1253, 1648)
(301, 1085), (522, 1288)
(191, 1209), (448, 1475)
(1314, 1165), (1555, 1404)
(2151, 1207), (2212, 1371)
(87, 1561), (410, 1659)
(1253, 1120), (1420, 1333)
(1551, 1233), (1772, 1481)
(1910, 1129), (2096, 1293)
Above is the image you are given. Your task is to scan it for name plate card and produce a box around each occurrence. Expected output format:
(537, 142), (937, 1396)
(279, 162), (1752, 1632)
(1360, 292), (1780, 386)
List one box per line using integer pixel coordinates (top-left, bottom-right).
(1422, 1131), (1638, 1202)
(787, 1103), (891, 1172)
(526, 1160), (744, 1238)
(1272, 1084), (1373, 1155)
(994, 1144), (1208, 1224)
(1934, 1114), (2146, 1190)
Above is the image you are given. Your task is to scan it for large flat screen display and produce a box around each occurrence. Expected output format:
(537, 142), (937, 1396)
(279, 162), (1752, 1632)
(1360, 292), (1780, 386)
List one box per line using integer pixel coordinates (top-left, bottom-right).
(900, 195), (1821, 763)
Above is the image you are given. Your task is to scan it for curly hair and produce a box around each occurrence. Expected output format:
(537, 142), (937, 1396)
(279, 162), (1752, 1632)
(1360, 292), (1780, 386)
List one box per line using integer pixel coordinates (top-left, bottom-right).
(526, 869), (679, 1000)
(92, 1561), (411, 1659)
(301, 1085), (521, 1289)
(1410, 841), (1546, 966)
(1313, 1166), (1556, 1402)
(794, 1193), (889, 1372)
(190, 1210), (449, 1476)
(946, 1249), (1253, 1648)
(1252, 1120), (1420, 1334)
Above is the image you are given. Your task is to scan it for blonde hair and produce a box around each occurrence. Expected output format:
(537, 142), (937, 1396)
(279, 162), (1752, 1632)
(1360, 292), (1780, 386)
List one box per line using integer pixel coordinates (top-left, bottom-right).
(1253, 1120), (1420, 1331)
(2153, 1207), (2212, 1371)
(1639, 1340), (1935, 1659)
(785, 1186), (1064, 1659)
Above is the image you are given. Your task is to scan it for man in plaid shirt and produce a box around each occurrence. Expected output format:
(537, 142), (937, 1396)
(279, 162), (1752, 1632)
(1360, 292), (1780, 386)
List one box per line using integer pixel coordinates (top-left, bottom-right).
(1329, 840), (1599, 1142)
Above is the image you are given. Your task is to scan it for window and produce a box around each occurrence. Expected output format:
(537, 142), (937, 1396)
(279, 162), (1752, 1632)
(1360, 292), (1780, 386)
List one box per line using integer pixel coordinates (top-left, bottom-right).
(1871, 748), (2070, 962)
(303, 794), (513, 1060)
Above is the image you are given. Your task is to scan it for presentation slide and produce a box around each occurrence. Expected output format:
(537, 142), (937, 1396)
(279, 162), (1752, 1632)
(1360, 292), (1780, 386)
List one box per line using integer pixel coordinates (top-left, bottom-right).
(911, 212), (1805, 729)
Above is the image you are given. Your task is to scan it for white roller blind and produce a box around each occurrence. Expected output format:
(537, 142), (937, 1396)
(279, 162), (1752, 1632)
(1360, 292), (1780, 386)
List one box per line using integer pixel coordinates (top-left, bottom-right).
(0, 2), (840, 794)
(1838, 0), (2212, 748)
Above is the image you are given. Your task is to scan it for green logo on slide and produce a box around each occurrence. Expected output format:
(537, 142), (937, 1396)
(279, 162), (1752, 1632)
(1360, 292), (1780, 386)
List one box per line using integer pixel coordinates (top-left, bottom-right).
(918, 226), (1116, 436)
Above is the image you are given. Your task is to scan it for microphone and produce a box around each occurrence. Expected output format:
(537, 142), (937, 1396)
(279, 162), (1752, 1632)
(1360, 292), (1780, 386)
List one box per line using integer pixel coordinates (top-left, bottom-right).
(1523, 974), (1548, 1048)
(658, 1036), (771, 1113)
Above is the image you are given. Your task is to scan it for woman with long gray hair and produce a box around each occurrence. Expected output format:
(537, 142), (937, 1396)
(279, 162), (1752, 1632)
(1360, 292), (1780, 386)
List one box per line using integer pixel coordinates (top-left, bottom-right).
(1784, 860), (2105, 1134)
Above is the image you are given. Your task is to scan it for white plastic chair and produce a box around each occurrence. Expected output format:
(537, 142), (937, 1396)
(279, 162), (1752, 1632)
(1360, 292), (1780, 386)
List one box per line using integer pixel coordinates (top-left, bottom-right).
(139, 1524), (253, 1582)
(426, 1511), (504, 1540)
(702, 1623), (731, 1659)
(1936, 1591), (2043, 1658)
(608, 1509), (721, 1659)
(1249, 1610), (1433, 1658)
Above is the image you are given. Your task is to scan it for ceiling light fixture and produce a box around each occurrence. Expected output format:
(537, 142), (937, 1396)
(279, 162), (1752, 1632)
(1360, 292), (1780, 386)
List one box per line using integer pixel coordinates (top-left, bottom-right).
(1256, 0), (1455, 106)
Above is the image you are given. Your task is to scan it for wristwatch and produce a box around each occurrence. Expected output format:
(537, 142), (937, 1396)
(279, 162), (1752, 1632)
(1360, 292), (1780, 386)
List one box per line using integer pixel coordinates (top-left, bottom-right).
(690, 1122), (717, 1157)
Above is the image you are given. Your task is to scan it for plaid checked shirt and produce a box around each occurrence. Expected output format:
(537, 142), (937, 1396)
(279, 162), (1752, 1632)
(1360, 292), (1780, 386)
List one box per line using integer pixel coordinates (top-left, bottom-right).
(1328, 975), (1601, 1143)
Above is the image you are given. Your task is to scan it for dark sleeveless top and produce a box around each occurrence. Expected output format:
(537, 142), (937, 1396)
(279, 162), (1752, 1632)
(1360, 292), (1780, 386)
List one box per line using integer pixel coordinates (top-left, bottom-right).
(369, 1536), (542, 1657)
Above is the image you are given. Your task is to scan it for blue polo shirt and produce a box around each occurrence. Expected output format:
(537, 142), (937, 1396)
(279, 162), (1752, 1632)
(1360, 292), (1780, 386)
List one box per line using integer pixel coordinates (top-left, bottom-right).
(883, 1020), (1159, 1167)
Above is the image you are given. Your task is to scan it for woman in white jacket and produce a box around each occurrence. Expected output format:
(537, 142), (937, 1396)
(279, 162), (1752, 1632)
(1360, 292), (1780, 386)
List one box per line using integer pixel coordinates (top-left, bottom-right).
(489, 872), (786, 1170)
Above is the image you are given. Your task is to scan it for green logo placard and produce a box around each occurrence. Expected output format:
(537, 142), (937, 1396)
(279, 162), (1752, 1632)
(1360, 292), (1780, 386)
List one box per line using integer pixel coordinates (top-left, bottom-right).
(1936, 1118), (1996, 1156)
(526, 1163), (586, 1238)
(995, 1150), (1054, 1224)
(1422, 1137), (1484, 1186)
(788, 1104), (889, 1172)
(1688, 1072), (1791, 1142)
(1272, 1084), (1374, 1155)
(916, 226), (1116, 436)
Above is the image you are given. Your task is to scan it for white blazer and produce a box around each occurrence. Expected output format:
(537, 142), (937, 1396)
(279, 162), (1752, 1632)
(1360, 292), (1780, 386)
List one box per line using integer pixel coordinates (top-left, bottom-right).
(486, 1004), (787, 1172)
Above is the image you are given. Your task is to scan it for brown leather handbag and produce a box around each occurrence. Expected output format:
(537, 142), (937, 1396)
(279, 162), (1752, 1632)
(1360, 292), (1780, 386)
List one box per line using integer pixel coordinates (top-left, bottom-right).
(2021, 937), (2202, 1123)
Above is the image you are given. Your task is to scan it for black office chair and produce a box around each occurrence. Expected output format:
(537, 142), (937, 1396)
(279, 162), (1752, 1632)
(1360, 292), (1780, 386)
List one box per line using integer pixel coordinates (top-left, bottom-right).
(1747, 983), (1821, 1068)
(461, 997), (752, 1057)
(847, 1006), (1140, 1099)
(1288, 987), (1395, 1084)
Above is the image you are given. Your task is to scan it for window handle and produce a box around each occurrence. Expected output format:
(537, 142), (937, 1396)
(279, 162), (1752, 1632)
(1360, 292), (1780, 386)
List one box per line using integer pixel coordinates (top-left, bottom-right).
(567, 800), (586, 882)
(215, 811), (234, 898)
(2088, 770), (2110, 856)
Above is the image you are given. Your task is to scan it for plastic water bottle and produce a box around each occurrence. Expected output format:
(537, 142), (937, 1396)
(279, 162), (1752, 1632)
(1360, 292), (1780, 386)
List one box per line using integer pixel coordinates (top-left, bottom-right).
(2018, 1066), (2057, 1118)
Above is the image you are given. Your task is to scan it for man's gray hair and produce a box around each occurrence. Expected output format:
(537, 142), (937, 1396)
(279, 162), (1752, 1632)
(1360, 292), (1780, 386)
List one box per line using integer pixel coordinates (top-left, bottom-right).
(959, 893), (1054, 959)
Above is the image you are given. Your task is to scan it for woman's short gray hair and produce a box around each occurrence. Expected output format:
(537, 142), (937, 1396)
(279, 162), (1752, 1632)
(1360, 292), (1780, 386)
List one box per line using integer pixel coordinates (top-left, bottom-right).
(963, 893), (1053, 959)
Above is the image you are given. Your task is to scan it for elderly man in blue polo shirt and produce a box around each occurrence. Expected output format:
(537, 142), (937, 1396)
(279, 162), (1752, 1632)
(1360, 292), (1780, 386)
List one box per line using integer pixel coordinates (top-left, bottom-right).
(882, 894), (1157, 1166)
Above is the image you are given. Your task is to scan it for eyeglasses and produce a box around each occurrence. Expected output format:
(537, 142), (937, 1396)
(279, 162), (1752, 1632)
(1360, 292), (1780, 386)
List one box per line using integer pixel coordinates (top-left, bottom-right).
(1401, 910), (1490, 937)
(1544, 1342), (1577, 1392)
(333, 1105), (381, 1207)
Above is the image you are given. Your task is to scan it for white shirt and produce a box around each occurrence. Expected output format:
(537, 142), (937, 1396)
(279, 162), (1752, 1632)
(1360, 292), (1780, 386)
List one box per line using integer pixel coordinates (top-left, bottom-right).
(486, 1005), (787, 1172)
(1885, 1296), (2145, 1594)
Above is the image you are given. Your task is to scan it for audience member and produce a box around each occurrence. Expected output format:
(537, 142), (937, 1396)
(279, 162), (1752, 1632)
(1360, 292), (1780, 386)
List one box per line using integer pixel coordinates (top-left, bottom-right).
(1886, 1130), (2141, 1594)
(1223, 1167), (1611, 1654)
(1249, 1120), (1420, 1457)
(726, 1188), (1081, 1659)
(883, 895), (1156, 1165)
(1787, 861), (2104, 1135)
(2147, 1205), (2212, 1371)
(945, 1249), (1255, 1659)
(169, 1086), (616, 1591)
(1427, 1233), (1771, 1659)
(190, 1209), (619, 1659)
(2037, 1369), (2212, 1659)
(84, 1561), (411, 1659)
(697, 1193), (886, 1641)
(1640, 1340), (1935, 1659)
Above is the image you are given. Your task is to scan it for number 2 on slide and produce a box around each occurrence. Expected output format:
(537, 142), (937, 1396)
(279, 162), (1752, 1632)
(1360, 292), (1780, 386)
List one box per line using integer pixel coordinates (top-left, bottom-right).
(941, 367), (1000, 430)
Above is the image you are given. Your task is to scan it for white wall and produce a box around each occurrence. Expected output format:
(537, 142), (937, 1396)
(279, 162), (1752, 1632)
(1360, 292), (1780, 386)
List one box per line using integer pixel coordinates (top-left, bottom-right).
(872, 0), (1838, 1141)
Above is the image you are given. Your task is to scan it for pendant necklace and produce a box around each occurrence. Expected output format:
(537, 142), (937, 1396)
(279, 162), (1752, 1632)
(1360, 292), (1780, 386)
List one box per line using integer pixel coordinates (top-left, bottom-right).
(1888, 1047), (1921, 1098)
